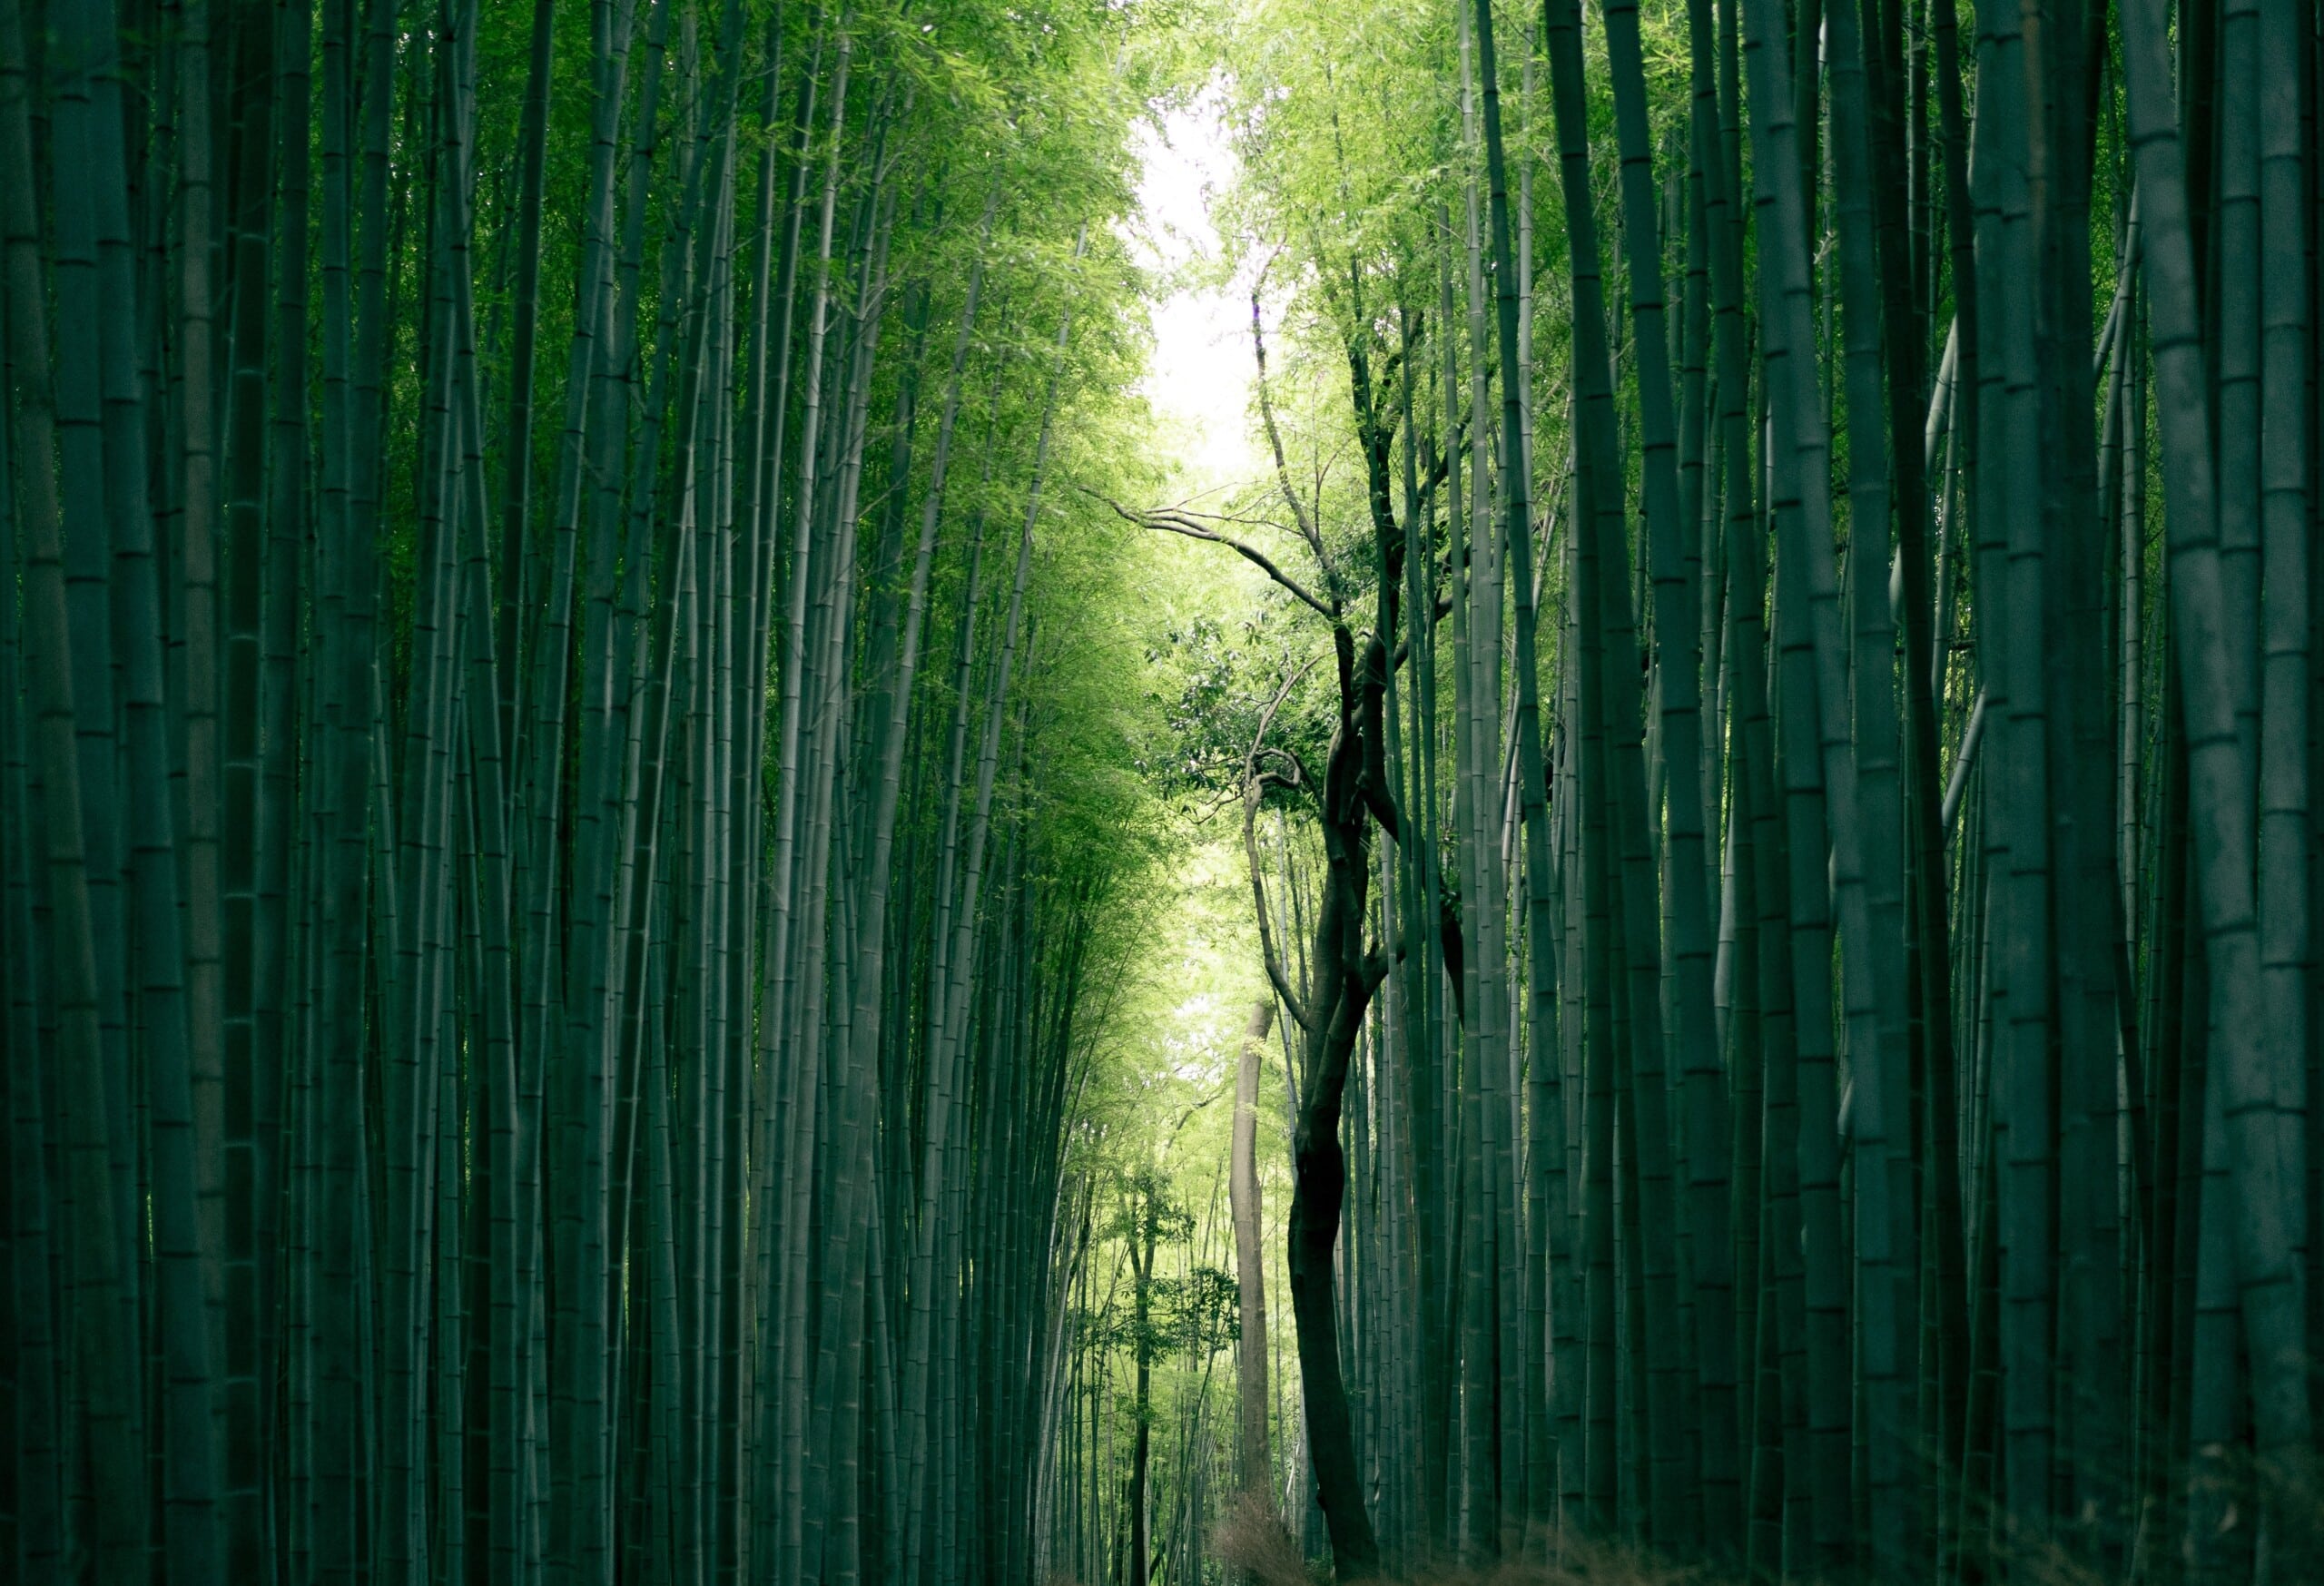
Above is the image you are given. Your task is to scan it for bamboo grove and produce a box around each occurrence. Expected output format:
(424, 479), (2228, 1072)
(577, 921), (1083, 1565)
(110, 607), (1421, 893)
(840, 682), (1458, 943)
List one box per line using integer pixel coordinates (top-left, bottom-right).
(0, 0), (1192, 1578)
(5, 0), (2324, 1578)
(1036, 0), (2324, 1578)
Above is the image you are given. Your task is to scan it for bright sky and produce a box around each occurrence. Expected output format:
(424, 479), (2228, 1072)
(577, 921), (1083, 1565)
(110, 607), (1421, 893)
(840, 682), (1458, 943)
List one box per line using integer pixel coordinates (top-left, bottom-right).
(1128, 92), (1263, 504)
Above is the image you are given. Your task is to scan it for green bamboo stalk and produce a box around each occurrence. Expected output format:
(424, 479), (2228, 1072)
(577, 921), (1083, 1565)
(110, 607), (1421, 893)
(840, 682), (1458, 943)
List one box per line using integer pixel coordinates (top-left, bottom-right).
(0, 4), (152, 1568)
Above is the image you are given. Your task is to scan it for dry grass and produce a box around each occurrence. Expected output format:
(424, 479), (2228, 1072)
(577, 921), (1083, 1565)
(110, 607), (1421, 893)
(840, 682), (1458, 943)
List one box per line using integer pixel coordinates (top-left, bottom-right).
(1209, 1489), (1317, 1585)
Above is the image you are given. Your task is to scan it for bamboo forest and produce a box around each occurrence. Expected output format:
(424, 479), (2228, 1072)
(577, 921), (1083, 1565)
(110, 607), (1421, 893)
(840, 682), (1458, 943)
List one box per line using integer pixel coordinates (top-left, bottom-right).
(11, 0), (2324, 1579)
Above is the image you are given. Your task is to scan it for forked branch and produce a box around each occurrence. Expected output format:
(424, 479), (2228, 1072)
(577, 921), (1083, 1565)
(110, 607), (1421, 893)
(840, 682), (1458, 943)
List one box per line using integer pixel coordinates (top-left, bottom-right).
(1086, 488), (1337, 622)
(1243, 661), (1320, 1034)
(1251, 284), (1327, 573)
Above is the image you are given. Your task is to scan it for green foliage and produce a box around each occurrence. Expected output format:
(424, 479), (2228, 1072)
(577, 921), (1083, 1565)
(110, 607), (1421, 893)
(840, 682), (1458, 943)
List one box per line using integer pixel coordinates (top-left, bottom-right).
(1076, 1266), (1244, 1361)
(1140, 610), (1334, 803)
(1152, 1262), (1243, 1352)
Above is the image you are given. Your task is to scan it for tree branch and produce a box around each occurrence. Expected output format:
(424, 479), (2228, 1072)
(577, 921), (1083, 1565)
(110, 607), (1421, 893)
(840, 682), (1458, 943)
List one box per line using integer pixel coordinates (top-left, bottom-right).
(1243, 663), (1320, 1034)
(1251, 287), (1328, 576)
(1085, 487), (1338, 623)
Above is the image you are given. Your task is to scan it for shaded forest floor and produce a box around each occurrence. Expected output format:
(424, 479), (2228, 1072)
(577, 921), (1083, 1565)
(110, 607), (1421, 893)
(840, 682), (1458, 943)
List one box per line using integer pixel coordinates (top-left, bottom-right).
(1156, 1469), (2324, 1586)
